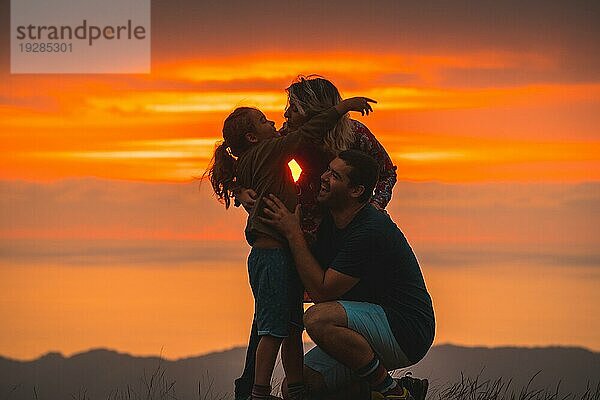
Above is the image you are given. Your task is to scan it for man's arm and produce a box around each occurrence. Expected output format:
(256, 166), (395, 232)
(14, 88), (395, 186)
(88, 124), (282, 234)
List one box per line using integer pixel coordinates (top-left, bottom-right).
(286, 226), (359, 303)
(260, 195), (359, 303)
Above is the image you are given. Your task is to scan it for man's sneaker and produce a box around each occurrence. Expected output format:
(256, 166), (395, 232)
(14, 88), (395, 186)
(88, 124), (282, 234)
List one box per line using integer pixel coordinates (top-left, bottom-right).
(399, 374), (429, 400)
(371, 386), (414, 400)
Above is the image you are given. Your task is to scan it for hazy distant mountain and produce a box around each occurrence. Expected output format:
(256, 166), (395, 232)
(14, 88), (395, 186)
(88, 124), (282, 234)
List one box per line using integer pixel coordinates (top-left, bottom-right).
(1, 345), (598, 400)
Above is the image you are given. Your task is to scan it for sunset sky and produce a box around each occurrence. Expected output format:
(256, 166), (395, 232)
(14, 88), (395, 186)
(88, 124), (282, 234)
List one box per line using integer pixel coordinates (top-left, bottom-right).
(0, 0), (598, 361)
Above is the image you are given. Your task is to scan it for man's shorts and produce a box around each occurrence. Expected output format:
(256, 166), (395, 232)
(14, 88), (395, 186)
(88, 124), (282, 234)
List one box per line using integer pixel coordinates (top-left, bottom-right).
(248, 247), (304, 338)
(304, 300), (412, 392)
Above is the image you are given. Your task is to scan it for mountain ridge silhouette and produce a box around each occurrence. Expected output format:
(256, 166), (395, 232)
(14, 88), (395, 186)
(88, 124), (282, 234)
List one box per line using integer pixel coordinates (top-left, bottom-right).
(1, 344), (598, 400)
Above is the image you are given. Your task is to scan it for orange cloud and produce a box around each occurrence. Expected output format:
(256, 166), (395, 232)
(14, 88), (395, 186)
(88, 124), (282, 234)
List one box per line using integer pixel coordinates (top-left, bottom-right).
(157, 51), (554, 85)
(1, 51), (598, 183)
(4, 131), (597, 182)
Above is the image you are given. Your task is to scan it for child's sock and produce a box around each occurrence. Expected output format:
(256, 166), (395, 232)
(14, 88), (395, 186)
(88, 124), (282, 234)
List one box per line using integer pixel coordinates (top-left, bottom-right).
(251, 384), (271, 400)
(287, 382), (305, 400)
(355, 355), (396, 393)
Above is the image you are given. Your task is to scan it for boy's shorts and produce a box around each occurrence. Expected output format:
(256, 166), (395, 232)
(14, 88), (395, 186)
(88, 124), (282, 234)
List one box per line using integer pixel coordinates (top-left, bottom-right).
(248, 247), (304, 338)
(304, 301), (412, 392)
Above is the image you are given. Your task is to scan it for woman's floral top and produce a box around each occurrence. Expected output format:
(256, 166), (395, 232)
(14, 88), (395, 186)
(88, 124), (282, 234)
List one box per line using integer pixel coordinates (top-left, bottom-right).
(295, 119), (397, 241)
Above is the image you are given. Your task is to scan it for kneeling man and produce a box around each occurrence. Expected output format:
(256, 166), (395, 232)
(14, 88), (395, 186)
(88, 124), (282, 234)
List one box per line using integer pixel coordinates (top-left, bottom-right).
(262, 150), (435, 400)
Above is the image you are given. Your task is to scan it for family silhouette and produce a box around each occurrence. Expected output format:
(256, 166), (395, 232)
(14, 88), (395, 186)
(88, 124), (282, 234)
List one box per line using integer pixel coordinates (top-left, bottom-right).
(206, 76), (434, 400)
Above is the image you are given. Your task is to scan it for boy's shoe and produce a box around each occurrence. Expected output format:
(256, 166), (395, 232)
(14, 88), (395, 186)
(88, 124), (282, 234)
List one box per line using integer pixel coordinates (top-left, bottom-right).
(371, 386), (414, 400)
(398, 374), (429, 400)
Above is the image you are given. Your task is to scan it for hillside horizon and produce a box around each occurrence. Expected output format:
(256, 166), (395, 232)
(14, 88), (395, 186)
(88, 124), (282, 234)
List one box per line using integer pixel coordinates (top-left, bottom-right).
(1, 343), (598, 400)
(1, 342), (598, 363)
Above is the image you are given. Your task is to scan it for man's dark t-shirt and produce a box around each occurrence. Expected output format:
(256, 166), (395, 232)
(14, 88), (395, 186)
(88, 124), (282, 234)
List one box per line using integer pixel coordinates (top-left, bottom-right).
(312, 204), (435, 363)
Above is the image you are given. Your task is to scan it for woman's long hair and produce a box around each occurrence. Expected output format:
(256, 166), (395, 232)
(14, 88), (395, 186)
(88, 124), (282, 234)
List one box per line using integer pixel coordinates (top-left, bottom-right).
(286, 75), (354, 154)
(204, 107), (256, 208)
